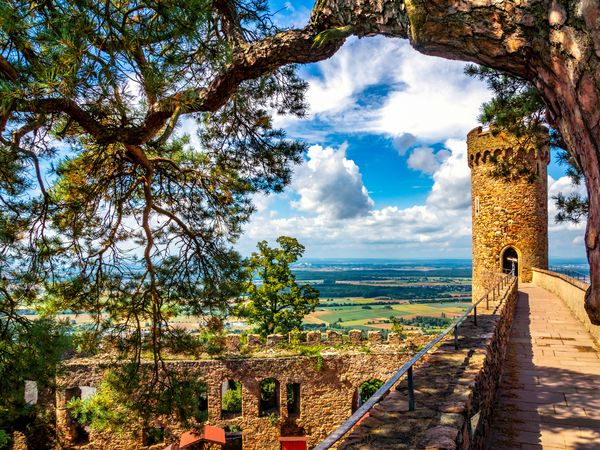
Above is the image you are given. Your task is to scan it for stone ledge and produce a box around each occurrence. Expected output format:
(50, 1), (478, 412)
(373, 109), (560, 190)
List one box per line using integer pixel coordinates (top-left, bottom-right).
(337, 279), (519, 450)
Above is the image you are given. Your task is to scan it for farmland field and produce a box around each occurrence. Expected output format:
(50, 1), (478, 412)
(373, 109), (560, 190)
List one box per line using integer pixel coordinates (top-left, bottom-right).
(295, 259), (473, 333)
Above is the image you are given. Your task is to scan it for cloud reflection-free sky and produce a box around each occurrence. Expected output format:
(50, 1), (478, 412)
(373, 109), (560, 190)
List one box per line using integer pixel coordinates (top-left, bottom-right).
(233, 1), (587, 260)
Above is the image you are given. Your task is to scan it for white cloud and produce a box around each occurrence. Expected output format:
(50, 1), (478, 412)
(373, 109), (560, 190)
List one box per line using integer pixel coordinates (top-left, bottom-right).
(291, 143), (374, 219)
(274, 36), (491, 146)
(427, 139), (472, 211)
(547, 175), (587, 231)
(407, 147), (451, 175)
(392, 133), (417, 156)
(239, 139), (473, 257)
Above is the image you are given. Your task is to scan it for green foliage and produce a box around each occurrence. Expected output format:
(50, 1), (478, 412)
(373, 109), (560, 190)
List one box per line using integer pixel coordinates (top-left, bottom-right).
(554, 192), (589, 224)
(67, 384), (130, 432)
(67, 369), (210, 431)
(0, 0), (313, 423)
(359, 379), (384, 404)
(0, 318), (70, 439)
(390, 317), (407, 339)
(198, 330), (225, 355)
(72, 329), (101, 355)
(268, 412), (279, 426)
(238, 236), (320, 336)
(222, 381), (242, 414)
(0, 430), (10, 449)
(164, 328), (202, 355)
(260, 378), (277, 402)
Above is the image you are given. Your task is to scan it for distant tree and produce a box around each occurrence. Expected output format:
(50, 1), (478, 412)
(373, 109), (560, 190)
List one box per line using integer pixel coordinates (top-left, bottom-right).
(239, 236), (319, 336)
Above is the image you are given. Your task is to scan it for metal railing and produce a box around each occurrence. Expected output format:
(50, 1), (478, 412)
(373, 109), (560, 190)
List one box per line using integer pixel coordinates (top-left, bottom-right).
(549, 266), (590, 284)
(313, 273), (516, 450)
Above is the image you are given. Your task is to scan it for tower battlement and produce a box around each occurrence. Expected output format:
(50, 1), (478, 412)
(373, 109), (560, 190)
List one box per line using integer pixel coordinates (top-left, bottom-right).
(468, 126), (550, 300)
(467, 126), (550, 168)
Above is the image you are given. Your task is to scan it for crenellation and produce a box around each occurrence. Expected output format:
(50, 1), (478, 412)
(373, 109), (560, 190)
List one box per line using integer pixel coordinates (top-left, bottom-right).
(306, 331), (322, 344)
(266, 333), (285, 347)
(367, 330), (383, 345)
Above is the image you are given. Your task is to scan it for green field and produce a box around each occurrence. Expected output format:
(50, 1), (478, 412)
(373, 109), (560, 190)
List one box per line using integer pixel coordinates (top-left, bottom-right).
(305, 299), (470, 331)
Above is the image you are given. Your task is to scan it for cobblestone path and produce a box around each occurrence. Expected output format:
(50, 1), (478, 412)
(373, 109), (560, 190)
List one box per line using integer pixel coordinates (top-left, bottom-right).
(486, 284), (600, 449)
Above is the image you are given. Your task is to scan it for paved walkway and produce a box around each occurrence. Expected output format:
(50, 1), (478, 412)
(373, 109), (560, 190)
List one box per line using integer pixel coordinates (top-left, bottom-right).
(486, 284), (600, 449)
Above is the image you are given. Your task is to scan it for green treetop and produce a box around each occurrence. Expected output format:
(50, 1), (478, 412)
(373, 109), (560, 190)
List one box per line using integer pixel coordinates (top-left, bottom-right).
(240, 236), (319, 336)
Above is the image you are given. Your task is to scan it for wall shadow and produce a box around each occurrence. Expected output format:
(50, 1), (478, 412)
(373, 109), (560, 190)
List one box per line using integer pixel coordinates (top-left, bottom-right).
(485, 290), (600, 449)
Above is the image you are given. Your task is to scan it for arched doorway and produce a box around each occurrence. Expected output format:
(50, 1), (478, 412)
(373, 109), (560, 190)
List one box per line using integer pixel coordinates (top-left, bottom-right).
(502, 247), (519, 277)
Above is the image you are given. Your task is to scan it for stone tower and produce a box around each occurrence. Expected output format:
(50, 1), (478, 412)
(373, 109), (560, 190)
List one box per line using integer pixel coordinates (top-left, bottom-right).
(468, 126), (549, 300)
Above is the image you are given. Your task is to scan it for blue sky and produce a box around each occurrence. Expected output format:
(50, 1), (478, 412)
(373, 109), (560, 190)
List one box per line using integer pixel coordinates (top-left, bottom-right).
(236, 1), (588, 260)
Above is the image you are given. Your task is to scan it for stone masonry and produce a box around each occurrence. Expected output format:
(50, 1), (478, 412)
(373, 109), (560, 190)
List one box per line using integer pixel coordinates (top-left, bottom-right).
(55, 344), (422, 450)
(468, 127), (549, 300)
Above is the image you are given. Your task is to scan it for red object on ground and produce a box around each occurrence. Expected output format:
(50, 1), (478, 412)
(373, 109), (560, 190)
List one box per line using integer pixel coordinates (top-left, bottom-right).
(279, 436), (308, 450)
(179, 425), (226, 449)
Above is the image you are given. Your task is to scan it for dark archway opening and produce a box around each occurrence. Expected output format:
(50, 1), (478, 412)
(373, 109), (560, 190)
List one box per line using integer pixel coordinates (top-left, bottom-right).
(502, 247), (519, 277)
(259, 378), (280, 417)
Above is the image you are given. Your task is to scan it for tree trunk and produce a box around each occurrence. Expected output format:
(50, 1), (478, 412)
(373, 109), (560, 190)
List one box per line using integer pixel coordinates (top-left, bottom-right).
(310, 0), (600, 323)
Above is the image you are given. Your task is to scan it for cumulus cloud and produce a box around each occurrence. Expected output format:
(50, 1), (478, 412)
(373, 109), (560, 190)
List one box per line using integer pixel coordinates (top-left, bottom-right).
(393, 133), (417, 156)
(273, 37), (491, 146)
(239, 139), (473, 257)
(547, 175), (588, 231)
(407, 147), (451, 175)
(291, 143), (374, 219)
(427, 140), (472, 211)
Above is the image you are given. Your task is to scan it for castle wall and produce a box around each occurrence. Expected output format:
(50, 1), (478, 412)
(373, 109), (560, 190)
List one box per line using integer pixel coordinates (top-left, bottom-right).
(468, 127), (549, 300)
(55, 346), (419, 450)
(531, 268), (600, 344)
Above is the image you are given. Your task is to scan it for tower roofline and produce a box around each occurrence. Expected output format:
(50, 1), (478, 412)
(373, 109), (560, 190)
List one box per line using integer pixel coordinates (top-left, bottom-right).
(467, 125), (550, 169)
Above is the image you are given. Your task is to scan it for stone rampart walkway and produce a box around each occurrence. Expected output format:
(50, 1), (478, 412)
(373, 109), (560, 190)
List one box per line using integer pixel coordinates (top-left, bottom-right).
(486, 284), (600, 449)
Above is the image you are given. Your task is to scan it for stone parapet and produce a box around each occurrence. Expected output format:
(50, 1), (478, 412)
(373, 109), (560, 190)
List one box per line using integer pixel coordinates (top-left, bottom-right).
(531, 268), (599, 344)
(337, 277), (519, 450)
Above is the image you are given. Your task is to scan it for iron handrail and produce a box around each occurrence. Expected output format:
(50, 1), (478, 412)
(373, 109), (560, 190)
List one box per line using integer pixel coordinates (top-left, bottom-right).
(549, 266), (590, 284)
(313, 273), (516, 450)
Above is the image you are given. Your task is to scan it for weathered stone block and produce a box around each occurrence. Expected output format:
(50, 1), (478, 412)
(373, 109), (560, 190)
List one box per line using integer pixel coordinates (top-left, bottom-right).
(247, 334), (261, 347)
(420, 425), (458, 450)
(388, 332), (401, 345)
(306, 331), (321, 344)
(348, 329), (362, 344)
(267, 334), (285, 347)
(225, 334), (241, 352)
(326, 330), (343, 345)
(368, 331), (383, 345)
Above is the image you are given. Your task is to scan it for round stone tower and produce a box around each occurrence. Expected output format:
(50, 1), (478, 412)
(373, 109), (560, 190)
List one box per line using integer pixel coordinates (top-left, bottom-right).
(468, 126), (550, 300)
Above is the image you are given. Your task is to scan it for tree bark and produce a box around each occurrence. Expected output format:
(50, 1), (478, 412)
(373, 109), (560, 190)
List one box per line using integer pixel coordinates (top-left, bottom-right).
(310, 0), (600, 324)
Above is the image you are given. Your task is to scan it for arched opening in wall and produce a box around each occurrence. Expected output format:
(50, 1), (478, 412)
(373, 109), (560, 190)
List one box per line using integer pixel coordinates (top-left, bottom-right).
(286, 383), (301, 417)
(197, 381), (209, 422)
(351, 379), (384, 412)
(222, 380), (242, 419)
(259, 378), (280, 416)
(142, 427), (164, 446)
(65, 387), (90, 445)
(224, 426), (243, 450)
(502, 247), (519, 278)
